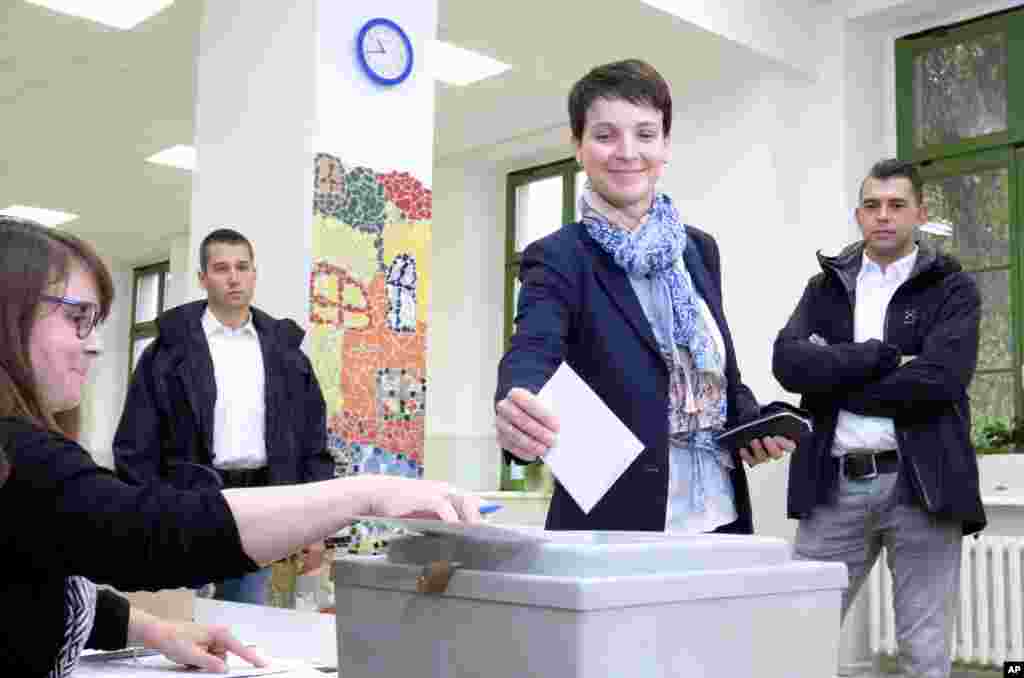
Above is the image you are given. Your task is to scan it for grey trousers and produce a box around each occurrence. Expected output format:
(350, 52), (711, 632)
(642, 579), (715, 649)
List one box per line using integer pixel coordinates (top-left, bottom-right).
(793, 469), (962, 678)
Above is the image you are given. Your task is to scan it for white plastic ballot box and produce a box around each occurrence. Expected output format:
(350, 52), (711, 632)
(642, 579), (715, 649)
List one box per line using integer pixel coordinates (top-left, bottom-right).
(332, 529), (847, 678)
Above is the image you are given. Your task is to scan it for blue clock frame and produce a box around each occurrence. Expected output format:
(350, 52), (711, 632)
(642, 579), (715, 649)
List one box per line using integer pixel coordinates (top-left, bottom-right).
(356, 17), (414, 86)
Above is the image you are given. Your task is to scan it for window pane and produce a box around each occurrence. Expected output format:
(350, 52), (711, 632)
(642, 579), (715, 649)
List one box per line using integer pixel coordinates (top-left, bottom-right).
(920, 167), (1009, 269)
(513, 276), (522, 332)
(913, 31), (1007, 148)
(161, 270), (172, 313)
(515, 175), (563, 252)
(969, 371), (1015, 445)
(131, 336), (155, 372)
(967, 269), (1013, 371)
(575, 170), (587, 222)
(134, 271), (161, 324)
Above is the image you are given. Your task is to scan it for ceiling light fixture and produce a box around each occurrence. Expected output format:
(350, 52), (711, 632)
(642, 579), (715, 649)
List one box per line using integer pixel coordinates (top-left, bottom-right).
(25, 1), (175, 30)
(0, 204), (79, 226)
(427, 39), (511, 86)
(146, 145), (196, 172)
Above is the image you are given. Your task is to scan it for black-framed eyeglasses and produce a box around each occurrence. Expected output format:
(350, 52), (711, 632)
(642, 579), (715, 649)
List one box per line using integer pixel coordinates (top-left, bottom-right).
(40, 295), (101, 340)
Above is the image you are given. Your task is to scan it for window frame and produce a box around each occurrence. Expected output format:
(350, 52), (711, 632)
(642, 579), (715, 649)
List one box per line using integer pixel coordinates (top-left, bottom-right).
(128, 260), (170, 378)
(917, 150), (1022, 419)
(504, 157), (581, 348)
(895, 9), (1024, 163)
(895, 6), (1024, 444)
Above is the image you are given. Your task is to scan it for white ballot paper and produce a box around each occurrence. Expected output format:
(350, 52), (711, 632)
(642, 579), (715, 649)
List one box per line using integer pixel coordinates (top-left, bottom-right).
(537, 362), (644, 514)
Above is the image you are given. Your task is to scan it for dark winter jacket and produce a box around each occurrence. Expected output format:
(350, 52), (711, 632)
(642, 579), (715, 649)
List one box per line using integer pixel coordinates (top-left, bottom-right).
(773, 241), (985, 535)
(114, 300), (332, 489)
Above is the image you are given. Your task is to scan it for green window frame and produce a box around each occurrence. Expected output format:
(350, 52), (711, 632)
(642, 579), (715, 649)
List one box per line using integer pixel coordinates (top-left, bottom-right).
(129, 261), (170, 378)
(504, 158), (583, 348)
(895, 6), (1024, 449)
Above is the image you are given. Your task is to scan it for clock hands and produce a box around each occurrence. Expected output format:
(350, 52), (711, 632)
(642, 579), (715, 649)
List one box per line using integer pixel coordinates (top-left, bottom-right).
(366, 36), (386, 55)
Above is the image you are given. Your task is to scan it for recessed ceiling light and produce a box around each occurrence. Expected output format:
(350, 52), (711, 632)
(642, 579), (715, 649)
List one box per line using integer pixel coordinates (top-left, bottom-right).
(0, 205), (79, 227)
(427, 40), (511, 86)
(146, 145), (196, 172)
(25, 1), (175, 30)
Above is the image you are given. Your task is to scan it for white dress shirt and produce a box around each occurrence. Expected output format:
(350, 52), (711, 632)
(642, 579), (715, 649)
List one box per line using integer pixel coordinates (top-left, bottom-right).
(202, 308), (268, 469)
(833, 247), (918, 455)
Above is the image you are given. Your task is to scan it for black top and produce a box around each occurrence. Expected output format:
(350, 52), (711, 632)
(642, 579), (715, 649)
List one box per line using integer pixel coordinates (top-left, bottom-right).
(0, 418), (257, 675)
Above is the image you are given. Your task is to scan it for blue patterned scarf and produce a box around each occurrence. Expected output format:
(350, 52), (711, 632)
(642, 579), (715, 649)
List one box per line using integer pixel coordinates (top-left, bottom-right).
(579, 188), (722, 375)
(580, 185), (731, 513)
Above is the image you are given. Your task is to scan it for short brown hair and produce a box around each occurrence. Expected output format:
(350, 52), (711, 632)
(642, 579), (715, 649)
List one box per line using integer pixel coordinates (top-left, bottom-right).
(568, 59), (673, 142)
(200, 228), (254, 272)
(0, 217), (114, 439)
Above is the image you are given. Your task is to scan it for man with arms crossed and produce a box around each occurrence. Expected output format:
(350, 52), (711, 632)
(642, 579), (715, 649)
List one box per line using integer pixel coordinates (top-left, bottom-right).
(115, 228), (333, 604)
(772, 159), (985, 678)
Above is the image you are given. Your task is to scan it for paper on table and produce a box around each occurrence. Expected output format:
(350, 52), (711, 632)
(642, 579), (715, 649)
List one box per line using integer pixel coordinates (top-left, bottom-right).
(537, 362), (644, 514)
(72, 651), (311, 677)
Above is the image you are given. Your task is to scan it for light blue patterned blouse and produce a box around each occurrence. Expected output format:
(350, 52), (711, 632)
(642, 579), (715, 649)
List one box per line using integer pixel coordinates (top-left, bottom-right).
(629, 263), (737, 534)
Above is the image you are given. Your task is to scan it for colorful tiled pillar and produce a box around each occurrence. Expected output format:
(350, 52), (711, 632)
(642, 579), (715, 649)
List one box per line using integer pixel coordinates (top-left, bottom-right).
(190, 1), (438, 556)
(309, 2), (437, 496)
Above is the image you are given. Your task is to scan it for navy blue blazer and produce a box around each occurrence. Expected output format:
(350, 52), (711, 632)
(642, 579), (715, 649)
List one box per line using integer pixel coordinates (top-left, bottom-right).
(496, 222), (761, 532)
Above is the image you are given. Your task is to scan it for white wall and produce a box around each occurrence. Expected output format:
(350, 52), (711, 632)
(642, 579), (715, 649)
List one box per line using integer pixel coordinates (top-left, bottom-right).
(426, 161), (505, 490)
(166, 233), (191, 310)
(80, 265), (133, 468)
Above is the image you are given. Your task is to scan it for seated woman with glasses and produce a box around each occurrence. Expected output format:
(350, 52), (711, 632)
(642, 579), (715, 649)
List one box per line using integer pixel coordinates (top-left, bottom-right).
(0, 216), (482, 676)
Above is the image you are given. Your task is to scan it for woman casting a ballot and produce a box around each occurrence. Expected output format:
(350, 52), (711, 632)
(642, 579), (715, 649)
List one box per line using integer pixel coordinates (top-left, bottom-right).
(0, 216), (481, 675)
(495, 59), (793, 533)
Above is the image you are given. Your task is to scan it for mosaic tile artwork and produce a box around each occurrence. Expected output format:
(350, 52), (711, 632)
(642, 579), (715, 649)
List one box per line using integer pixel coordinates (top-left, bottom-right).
(310, 153), (432, 556)
(376, 170), (432, 222)
(376, 367), (426, 422)
(385, 254), (417, 333)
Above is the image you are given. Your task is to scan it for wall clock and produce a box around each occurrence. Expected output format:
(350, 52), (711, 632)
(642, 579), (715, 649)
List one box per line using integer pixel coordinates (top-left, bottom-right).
(356, 18), (414, 86)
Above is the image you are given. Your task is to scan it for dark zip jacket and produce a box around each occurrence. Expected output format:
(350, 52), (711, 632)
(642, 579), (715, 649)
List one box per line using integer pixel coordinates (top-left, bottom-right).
(773, 241), (985, 535)
(114, 300), (333, 489)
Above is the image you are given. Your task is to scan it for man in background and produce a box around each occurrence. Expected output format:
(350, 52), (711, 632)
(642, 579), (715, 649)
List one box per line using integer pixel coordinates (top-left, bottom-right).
(773, 159), (984, 678)
(115, 228), (333, 604)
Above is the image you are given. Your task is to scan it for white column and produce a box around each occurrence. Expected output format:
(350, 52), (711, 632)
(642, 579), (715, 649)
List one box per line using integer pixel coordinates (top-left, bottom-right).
(189, 0), (316, 325)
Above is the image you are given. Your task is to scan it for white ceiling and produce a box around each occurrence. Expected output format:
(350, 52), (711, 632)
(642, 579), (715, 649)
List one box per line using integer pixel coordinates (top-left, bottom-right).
(0, 0), (763, 266)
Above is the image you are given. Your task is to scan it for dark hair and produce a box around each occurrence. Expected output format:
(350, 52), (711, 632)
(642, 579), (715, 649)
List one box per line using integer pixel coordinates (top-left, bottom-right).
(568, 59), (672, 143)
(0, 216), (114, 439)
(199, 228), (254, 272)
(861, 158), (924, 206)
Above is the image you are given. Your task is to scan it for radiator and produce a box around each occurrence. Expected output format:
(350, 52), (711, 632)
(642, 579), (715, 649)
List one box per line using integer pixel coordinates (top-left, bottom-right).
(867, 536), (1024, 667)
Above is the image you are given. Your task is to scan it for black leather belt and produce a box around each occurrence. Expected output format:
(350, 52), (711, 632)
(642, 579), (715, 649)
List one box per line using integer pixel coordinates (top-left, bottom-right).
(841, 450), (899, 480)
(216, 466), (269, 488)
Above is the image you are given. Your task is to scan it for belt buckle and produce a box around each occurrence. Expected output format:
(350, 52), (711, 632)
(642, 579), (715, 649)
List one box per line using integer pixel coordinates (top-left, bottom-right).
(845, 454), (878, 481)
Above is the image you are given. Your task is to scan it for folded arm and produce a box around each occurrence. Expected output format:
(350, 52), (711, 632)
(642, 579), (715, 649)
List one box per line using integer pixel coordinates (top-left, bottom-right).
(838, 274), (981, 417)
(773, 281), (901, 396)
